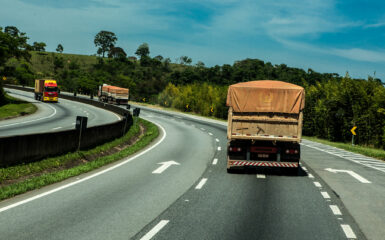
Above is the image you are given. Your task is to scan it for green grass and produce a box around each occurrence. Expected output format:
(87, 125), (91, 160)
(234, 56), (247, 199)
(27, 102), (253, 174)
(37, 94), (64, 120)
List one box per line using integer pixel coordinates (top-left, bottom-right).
(303, 136), (385, 161)
(30, 51), (98, 77)
(0, 118), (159, 201)
(0, 95), (37, 120)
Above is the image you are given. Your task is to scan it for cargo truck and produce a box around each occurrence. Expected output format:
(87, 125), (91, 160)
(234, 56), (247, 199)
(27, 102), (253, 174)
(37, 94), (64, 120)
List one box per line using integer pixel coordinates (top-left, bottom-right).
(98, 84), (129, 105)
(34, 79), (59, 102)
(226, 80), (305, 173)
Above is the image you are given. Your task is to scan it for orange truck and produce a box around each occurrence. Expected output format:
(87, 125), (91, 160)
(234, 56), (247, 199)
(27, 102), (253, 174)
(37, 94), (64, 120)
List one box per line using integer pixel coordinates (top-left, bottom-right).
(98, 84), (129, 105)
(226, 80), (305, 173)
(34, 79), (59, 102)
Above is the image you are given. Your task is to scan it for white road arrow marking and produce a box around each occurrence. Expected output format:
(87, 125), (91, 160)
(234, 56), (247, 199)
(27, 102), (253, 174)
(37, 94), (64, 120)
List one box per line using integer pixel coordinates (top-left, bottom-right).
(325, 168), (371, 183)
(152, 161), (180, 174)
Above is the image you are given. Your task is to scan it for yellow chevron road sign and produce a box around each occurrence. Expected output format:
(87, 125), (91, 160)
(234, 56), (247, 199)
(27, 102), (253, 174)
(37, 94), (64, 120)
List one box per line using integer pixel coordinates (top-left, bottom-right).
(351, 126), (357, 135)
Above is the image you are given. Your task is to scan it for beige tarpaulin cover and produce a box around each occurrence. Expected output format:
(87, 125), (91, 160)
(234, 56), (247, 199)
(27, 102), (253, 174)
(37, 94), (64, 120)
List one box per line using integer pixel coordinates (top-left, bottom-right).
(226, 80), (305, 113)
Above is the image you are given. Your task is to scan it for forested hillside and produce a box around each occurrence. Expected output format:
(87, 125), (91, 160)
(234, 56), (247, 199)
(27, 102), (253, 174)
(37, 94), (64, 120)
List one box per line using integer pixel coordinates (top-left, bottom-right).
(1, 26), (384, 149)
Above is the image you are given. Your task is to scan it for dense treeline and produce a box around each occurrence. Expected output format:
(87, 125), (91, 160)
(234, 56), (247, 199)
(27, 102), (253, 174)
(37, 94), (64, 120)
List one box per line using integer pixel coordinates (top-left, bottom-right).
(1, 26), (384, 149)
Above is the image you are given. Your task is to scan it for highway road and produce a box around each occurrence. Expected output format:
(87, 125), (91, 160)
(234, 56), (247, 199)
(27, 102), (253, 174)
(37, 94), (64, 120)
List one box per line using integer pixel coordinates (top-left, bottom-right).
(0, 88), (120, 137)
(1, 104), (385, 239)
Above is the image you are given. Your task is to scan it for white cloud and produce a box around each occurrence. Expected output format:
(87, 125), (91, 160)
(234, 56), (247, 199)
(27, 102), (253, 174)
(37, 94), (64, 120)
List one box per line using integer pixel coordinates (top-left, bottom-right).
(332, 48), (385, 62)
(364, 22), (385, 28)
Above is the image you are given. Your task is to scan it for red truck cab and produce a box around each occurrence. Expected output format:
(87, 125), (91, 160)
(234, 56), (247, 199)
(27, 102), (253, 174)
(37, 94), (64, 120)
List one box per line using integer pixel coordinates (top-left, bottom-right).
(34, 79), (59, 102)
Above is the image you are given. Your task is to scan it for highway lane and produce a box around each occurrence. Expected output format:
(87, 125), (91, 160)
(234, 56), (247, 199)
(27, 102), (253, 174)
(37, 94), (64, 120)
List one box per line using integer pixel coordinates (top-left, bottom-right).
(0, 105), (370, 240)
(0, 88), (120, 137)
(0, 111), (215, 239)
(131, 109), (365, 240)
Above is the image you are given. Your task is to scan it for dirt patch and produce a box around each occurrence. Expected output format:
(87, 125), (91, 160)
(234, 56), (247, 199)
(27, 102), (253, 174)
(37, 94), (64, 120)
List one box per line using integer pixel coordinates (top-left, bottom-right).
(0, 123), (146, 188)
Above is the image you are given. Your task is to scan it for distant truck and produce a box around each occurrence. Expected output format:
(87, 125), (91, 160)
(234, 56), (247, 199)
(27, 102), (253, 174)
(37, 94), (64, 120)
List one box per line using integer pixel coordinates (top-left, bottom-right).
(226, 80), (305, 173)
(34, 79), (59, 102)
(98, 84), (129, 105)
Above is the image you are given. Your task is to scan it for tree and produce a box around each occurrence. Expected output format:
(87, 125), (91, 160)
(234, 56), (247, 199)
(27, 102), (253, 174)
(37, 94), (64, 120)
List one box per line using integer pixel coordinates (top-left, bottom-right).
(32, 42), (46, 51)
(135, 43), (150, 58)
(0, 26), (31, 105)
(94, 30), (117, 57)
(56, 44), (63, 53)
(53, 56), (64, 72)
(4, 26), (20, 37)
(108, 46), (126, 59)
(179, 56), (192, 65)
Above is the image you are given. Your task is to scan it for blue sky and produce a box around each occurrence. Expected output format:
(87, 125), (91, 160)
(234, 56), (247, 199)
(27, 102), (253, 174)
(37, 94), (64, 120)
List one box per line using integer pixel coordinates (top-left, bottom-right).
(1, 0), (385, 80)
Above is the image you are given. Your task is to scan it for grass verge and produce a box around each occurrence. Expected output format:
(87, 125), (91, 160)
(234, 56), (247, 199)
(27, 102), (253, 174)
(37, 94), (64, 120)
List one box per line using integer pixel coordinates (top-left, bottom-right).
(0, 95), (37, 120)
(303, 136), (385, 161)
(0, 118), (159, 201)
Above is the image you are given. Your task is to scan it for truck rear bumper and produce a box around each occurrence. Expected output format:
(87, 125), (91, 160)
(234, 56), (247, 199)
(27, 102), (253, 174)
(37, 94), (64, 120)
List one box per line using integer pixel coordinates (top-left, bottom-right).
(227, 159), (299, 168)
(43, 97), (58, 102)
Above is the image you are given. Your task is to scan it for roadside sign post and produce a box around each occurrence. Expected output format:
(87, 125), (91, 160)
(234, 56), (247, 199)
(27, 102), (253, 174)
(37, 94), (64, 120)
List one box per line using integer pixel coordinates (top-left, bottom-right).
(76, 116), (88, 151)
(351, 126), (357, 146)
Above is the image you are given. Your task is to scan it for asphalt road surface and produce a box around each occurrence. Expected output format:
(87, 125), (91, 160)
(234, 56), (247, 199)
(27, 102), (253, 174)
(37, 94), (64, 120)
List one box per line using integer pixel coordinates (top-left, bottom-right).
(1, 104), (384, 239)
(0, 88), (120, 137)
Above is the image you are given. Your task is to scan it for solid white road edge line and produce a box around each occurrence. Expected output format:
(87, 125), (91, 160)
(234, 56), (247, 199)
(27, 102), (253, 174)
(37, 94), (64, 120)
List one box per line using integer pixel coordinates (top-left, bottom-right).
(0, 121), (167, 213)
(140, 220), (169, 240)
(212, 158), (218, 165)
(341, 224), (357, 239)
(329, 205), (342, 215)
(0, 101), (57, 128)
(195, 178), (208, 189)
(52, 127), (62, 130)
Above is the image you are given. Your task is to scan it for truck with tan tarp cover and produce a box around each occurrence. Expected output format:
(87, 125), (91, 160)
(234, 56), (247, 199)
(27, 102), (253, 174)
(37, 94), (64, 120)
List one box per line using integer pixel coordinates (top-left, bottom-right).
(226, 80), (305, 173)
(98, 84), (129, 105)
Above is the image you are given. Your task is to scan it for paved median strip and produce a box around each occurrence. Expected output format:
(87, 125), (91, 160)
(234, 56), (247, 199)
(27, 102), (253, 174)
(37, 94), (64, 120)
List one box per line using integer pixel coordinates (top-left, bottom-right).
(140, 220), (169, 240)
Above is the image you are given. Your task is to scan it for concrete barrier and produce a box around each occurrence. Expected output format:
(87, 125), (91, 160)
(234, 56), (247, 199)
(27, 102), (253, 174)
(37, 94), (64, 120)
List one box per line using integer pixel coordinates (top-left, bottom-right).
(1, 85), (133, 167)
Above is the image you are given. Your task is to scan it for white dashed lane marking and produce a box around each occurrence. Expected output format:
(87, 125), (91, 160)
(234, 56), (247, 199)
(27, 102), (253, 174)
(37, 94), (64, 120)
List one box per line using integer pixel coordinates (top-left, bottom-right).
(329, 205), (342, 215)
(341, 224), (357, 239)
(313, 182), (322, 188)
(140, 220), (169, 240)
(217, 147), (221, 151)
(308, 173), (314, 179)
(195, 178), (208, 189)
(212, 158), (218, 165)
(215, 138), (220, 142)
(256, 174), (266, 179)
(321, 191), (331, 199)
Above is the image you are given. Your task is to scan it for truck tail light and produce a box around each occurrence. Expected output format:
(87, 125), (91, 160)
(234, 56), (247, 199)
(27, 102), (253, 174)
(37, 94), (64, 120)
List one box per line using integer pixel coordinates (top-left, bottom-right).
(285, 149), (299, 154)
(229, 147), (242, 152)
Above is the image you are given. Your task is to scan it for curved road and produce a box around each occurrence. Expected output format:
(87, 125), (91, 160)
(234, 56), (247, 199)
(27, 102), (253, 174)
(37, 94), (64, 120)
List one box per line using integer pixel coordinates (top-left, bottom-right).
(1, 105), (385, 239)
(0, 88), (120, 137)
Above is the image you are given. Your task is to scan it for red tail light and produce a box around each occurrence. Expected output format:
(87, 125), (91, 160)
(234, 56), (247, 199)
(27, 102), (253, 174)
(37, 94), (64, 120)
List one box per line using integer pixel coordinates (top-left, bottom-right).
(229, 147), (242, 152)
